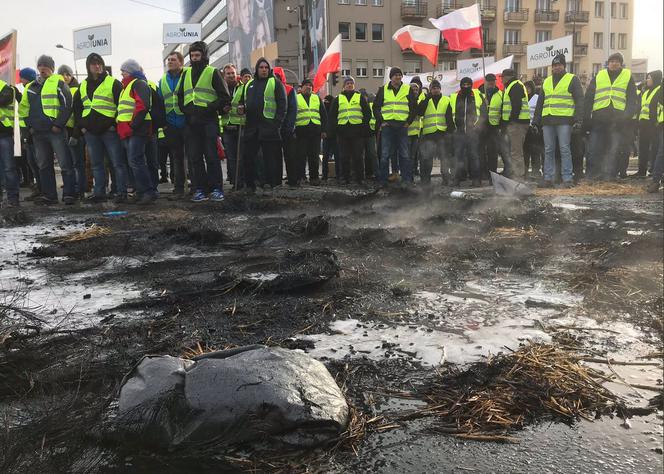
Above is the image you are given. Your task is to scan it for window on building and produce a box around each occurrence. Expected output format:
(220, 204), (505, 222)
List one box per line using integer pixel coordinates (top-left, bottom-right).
(593, 32), (603, 49)
(536, 30), (552, 43)
(356, 60), (368, 77)
(566, 30), (581, 44)
(440, 61), (456, 71)
(355, 23), (367, 41)
(610, 32), (615, 49)
(566, 0), (581, 11)
(610, 2), (616, 18)
(201, 0), (227, 28)
(372, 24), (384, 41)
(372, 60), (384, 77)
(339, 22), (350, 40)
(594, 1), (604, 17)
(505, 0), (520, 12)
(513, 62), (520, 76)
(618, 33), (627, 49)
(592, 63), (602, 75)
(203, 20), (228, 45)
(404, 60), (422, 74)
(341, 60), (352, 76)
(337, 0), (350, 4)
(535, 67), (548, 78)
(619, 2), (627, 18)
(536, 0), (552, 10)
(483, 27), (490, 44)
(372, 0), (383, 5)
(355, 0), (367, 5)
(504, 29), (520, 44)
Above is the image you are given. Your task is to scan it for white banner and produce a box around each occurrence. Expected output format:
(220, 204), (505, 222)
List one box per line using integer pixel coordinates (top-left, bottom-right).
(527, 35), (573, 70)
(456, 56), (495, 79)
(73, 24), (112, 60)
(163, 23), (202, 44)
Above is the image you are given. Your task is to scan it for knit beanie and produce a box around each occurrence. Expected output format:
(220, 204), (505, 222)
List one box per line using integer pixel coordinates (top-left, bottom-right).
(608, 52), (624, 65)
(120, 59), (142, 75)
(57, 65), (73, 76)
(460, 76), (473, 87)
(343, 76), (355, 85)
(389, 67), (403, 79)
(37, 55), (55, 71)
(240, 67), (252, 77)
(410, 76), (422, 87)
(430, 79), (441, 89)
(19, 67), (37, 82)
(551, 54), (566, 67)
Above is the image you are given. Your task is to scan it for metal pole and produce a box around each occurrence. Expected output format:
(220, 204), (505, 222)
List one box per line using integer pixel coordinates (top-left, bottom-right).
(296, 6), (304, 83)
(604, 0), (611, 63)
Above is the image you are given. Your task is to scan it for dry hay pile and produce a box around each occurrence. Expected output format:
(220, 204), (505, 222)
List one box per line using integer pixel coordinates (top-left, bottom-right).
(535, 181), (645, 197)
(54, 224), (112, 242)
(486, 226), (540, 240)
(419, 343), (625, 442)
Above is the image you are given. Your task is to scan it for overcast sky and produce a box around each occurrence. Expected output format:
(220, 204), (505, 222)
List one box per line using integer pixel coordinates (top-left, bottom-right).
(1, 0), (662, 81)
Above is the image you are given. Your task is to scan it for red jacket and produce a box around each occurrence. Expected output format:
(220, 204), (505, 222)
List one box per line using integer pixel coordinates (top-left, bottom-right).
(117, 75), (152, 140)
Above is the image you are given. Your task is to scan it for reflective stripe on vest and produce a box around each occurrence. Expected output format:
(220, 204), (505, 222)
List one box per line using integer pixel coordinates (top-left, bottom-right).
(296, 93), (321, 127)
(80, 75), (117, 118)
(159, 72), (184, 116)
(338, 92), (363, 125)
(0, 80), (15, 128)
(381, 83), (410, 122)
(183, 66), (218, 107)
(488, 90), (503, 126)
(40, 74), (64, 120)
(658, 101), (663, 124)
(502, 80), (530, 121)
(542, 73), (575, 117)
(222, 84), (246, 126)
(593, 68), (631, 112)
(450, 89), (483, 126)
(408, 92), (426, 137)
(158, 128), (165, 139)
(639, 85), (661, 121)
(117, 79), (152, 123)
(243, 78), (277, 119)
(421, 96), (450, 135)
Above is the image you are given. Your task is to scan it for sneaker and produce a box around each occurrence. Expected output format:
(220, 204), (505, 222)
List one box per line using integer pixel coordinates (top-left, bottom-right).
(113, 193), (128, 204)
(63, 196), (76, 205)
(209, 189), (225, 202)
(86, 194), (107, 204)
(159, 176), (169, 184)
(191, 190), (208, 202)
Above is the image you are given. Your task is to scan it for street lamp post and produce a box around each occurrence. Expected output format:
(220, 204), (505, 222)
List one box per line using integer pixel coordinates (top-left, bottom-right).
(287, 5), (304, 83)
(56, 44), (80, 79)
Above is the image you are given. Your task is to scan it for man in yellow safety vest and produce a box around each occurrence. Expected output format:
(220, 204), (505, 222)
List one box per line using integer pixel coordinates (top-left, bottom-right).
(57, 64), (86, 199)
(0, 76), (20, 205)
(636, 70), (663, 177)
(532, 54), (584, 188)
(20, 54), (76, 205)
(293, 78), (327, 186)
(220, 63), (244, 189)
(647, 82), (663, 193)
(499, 68), (530, 180)
(583, 52), (639, 181)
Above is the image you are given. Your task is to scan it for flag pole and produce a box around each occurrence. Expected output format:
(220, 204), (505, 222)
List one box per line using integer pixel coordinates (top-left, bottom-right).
(478, 3), (488, 104)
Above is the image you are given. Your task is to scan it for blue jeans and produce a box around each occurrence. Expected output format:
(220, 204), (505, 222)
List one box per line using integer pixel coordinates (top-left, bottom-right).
(0, 135), (19, 201)
(32, 129), (76, 201)
(85, 130), (127, 196)
(123, 135), (156, 196)
(587, 122), (624, 180)
(543, 124), (573, 183)
(68, 136), (87, 195)
(379, 124), (411, 184)
(454, 131), (481, 180)
(652, 128), (664, 183)
(145, 135), (159, 189)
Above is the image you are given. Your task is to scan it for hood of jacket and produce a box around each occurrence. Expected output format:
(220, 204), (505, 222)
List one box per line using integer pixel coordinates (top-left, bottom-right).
(272, 66), (293, 95)
(648, 70), (663, 90)
(253, 57), (274, 80)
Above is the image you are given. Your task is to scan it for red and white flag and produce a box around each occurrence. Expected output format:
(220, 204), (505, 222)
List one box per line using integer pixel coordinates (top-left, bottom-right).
(392, 25), (440, 67)
(469, 55), (514, 90)
(313, 34), (342, 93)
(429, 4), (483, 52)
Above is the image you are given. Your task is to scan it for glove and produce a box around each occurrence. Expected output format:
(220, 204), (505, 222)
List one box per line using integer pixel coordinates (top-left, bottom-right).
(572, 122), (583, 134)
(68, 137), (79, 146)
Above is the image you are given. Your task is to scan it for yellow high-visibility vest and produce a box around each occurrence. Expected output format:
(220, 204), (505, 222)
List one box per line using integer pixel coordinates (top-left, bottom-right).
(183, 65), (218, 107)
(243, 78), (277, 119)
(0, 80), (15, 128)
(421, 95), (450, 135)
(502, 80), (530, 121)
(408, 91), (426, 137)
(639, 85), (661, 121)
(159, 71), (184, 116)
(381, 83), (410, 122)
(295, 93), (321, 127)
(488, 90), (503, 126)
(222, 83), (246, 126)
(542, 73), (575, 117)
(338, 92), (363, 125)
(80, 75), (117, 118)
(592, 68), (631, 112)
(117, 79), (152, 123)
(450, 89), (483, 125)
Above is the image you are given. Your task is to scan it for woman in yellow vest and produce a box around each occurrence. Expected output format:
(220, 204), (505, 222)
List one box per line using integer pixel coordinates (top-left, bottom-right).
(647, 83), (663, 193)
(583, 52), (639, 181)
(636, 70), (663, 177)
(416, 79), (454, 187)
(21, 54), (77, 205)
(58, 64), (87, 199)
(328, 76), (372, 185)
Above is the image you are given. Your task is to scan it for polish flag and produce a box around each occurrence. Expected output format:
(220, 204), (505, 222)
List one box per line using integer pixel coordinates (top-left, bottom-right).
(429, 4), (483, 52)
(469, 55), (514, 90)
(392, 25), (441, 67)
(313, 34), (342, 93)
